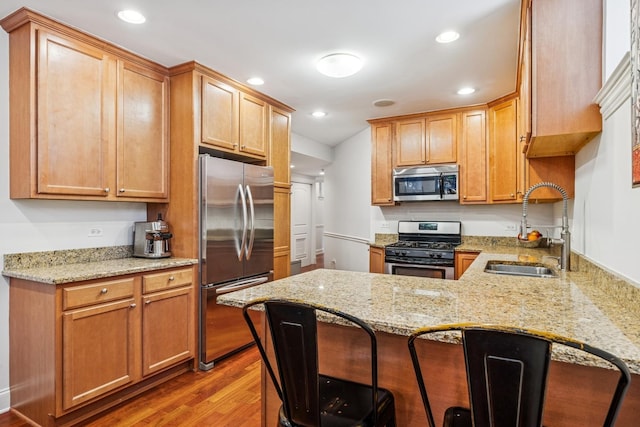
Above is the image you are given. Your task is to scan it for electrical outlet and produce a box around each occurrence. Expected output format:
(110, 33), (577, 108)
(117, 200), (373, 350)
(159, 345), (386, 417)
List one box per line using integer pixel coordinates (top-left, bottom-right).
(380, 221), (390, 230)
(88, 227), (104, 237)
(505, 223), (517, 232)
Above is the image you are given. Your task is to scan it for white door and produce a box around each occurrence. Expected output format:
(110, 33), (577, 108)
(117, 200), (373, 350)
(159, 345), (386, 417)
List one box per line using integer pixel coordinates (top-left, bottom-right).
(291, 182), (312, 267)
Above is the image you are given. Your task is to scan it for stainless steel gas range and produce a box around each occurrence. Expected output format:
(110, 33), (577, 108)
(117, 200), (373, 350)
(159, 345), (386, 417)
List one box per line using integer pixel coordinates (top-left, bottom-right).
(384, 220), (461, 280)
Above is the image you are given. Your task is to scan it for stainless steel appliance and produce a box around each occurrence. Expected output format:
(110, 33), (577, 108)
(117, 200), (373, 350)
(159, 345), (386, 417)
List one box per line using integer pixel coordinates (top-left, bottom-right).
(132, 214), (173, 258)
(393, 164), (459, 202)
(384, 220), (461, 279)
(199, 155), (274, 370)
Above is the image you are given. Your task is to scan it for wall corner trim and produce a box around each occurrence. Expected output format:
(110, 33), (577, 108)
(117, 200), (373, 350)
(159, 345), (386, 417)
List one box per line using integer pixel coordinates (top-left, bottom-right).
(594, 51), (631, 119)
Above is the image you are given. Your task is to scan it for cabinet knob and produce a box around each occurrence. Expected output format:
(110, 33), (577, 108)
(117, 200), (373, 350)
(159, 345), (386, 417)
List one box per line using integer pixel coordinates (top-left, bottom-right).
(119, 188), (125, 193)
(169, 276), (175, 281)
(463, 195), (467, 199)
(130, 303), (137, 308)
(104, 187), (110, 193)
(510, 193), (515, 198)
(145, 300), (151, 305)
(100, 288), (108, 294)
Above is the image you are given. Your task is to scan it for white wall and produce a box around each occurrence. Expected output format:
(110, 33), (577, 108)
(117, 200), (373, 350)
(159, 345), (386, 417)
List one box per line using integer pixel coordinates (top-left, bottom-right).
(570, 0), (640, 286)
(0, 30), (147, 413)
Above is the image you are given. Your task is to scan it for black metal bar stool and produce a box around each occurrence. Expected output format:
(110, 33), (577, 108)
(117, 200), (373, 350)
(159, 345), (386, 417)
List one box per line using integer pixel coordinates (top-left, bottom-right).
(243, 297), (397, 427)
(407, 323), (631, 427)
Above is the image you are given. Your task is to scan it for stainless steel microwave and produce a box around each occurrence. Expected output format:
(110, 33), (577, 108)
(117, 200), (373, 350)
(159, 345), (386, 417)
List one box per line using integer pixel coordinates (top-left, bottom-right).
(393, 164), (459, 202)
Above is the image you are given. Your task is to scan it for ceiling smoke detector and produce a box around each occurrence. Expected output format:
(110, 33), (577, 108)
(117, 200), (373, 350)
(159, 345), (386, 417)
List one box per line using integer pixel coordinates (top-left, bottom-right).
(373, 99), (395, 107)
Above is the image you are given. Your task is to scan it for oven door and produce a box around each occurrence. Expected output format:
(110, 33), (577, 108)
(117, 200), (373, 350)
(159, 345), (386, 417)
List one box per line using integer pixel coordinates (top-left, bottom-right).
(385, 261), (454, 280)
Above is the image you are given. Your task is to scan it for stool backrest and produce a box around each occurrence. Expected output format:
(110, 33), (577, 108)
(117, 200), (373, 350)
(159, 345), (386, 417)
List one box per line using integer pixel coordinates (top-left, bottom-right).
(408, 324), (631, 427)
(243, 298), (381, 427)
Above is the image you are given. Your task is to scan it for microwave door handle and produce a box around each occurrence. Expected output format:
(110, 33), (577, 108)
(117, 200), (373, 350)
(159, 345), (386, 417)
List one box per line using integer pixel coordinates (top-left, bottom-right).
(439, 174), (445, 199)
(245, 185), (256, 260)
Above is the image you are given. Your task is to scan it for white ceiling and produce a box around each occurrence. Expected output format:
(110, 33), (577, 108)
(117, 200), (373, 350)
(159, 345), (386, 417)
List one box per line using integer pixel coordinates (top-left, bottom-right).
(0, 0), (521, 175)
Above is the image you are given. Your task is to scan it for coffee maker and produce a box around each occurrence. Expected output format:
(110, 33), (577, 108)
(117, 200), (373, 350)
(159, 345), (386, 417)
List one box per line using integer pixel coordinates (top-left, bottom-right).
(133, 214), (172, 258)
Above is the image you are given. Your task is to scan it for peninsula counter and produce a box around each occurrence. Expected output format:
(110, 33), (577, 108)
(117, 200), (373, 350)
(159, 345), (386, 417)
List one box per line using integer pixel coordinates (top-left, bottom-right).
(219, 252), (640, 425)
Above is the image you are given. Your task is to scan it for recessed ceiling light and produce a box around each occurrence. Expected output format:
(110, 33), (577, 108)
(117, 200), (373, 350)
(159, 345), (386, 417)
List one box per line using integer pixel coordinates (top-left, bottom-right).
(312, 111), (327, 118)
(316, 53), (363, 78)
(436, 31), (460, 43)
(319, 169), (325, 176)
(373, 99), (395, 107)
(117, 10), (146, 24)
(247, 77), (264, 86)
(457, 87), (476, 95)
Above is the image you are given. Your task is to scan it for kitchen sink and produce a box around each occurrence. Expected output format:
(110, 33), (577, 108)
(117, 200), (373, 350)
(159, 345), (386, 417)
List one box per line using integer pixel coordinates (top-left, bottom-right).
(484, 261), (557, 278)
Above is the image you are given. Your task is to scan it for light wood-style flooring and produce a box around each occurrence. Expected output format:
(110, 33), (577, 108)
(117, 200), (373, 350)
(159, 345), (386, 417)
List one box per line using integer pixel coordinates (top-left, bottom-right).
(0, 346), (261, 427)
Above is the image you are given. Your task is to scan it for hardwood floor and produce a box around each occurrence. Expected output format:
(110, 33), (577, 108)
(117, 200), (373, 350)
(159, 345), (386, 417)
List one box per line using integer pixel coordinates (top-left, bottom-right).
(0, 347), (261, 427)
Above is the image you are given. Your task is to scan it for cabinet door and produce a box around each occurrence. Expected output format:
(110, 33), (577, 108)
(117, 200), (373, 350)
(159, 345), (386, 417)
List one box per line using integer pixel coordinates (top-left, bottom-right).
(459, 110), (487, 204)
(142, 286), (195, 376)
(239, 92), (268, 158)
(455, 251), (479, 279)
(369, 246), (385, 273)
(36, 30), (113, 197)
(117, 61), (169, 199)
(395, 118), (426, 166)
(273, 186), (291, 279)
(371, 123), (394, 206)
(489, 98), (519, 202)
(201, 75), (239, 150)
(426, 113), (457, 164)
(269, 106), (292, 186)
(62, 298), (137, 410)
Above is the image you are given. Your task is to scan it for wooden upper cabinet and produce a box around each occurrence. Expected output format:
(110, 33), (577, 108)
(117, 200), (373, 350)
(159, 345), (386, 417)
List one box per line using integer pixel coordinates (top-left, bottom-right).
(36, 30), (114, 198)
(269, 106), (292, 186)
(371, 122), (394, 206)
(201, 75), (240, 151)
(527, 0), (602, 157)
(394, 113), (457, 167)
(426, 113), (457, 164)
(489, 98), (520, 203)
(117, 61), (169, 199)
(459, 109), (487, 204)
(1, 9), (170, 202)
(200, 74), (268, 159)
(395, 118), (426, 166)
(239, 92), (268, 158)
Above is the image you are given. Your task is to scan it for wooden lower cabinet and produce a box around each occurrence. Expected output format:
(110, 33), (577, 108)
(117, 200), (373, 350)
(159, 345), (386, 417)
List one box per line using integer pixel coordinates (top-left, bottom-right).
(369, 246), (385, 273)
(9, 266), (196, 427)
(455, 251), (479, 279)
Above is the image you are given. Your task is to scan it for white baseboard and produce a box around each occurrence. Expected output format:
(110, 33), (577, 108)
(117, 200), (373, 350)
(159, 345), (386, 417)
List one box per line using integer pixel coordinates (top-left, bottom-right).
(0, 386), (10, 414)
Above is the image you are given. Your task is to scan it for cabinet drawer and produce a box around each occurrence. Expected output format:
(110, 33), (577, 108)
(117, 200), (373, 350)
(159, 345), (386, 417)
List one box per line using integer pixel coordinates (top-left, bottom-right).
(63, 278), (135, 310)
(142, 268), (193, 294)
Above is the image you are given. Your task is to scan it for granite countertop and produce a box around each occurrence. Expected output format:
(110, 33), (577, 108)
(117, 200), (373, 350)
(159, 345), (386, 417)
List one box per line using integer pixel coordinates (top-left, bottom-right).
(2, 246), (198, 285)
(219, 250), (640, 374)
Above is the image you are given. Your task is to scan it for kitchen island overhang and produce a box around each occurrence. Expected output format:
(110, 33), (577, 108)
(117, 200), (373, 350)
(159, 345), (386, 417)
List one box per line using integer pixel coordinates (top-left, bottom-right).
(219, 253), (640, 425)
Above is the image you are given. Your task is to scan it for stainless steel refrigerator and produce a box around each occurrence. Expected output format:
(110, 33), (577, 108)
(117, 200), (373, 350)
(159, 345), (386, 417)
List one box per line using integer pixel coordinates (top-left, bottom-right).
(199, 154), (273, 370)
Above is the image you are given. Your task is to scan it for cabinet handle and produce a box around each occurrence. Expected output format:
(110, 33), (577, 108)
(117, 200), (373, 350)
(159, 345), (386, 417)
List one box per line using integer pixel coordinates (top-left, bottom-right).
(119, 188), (125, 193)
(104, 187), (110, 193)
(169, 276), (175, 281)
(145, 300), (151, 305)
(100, 288), (108, 294)
(130, 303), (136, 308)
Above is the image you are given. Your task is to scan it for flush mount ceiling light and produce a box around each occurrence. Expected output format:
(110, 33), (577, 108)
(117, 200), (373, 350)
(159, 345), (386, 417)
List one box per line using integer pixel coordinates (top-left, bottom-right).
(457, 87), (476, 95)
(316, 53), (363, 78)
(436, 30), (460, 43)
(312, 111), (327, 118)
(246, 77), (264, 86)
(117, 10), (146, 24)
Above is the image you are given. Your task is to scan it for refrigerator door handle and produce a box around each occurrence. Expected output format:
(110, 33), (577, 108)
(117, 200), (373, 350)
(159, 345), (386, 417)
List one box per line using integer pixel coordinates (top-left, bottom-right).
(215, 276), (269, 295)
(236, 184), (248, 261)
(245, 185), (256, 260)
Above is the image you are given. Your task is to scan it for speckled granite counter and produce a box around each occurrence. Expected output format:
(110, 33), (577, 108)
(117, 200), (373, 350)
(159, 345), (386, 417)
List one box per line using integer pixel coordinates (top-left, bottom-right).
(2, 246), (198, 285)
(219, 250), (640, 374)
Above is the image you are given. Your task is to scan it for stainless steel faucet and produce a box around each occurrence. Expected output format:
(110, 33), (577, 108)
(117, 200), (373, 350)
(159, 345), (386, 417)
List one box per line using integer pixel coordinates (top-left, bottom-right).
(520, 182), (571, 271)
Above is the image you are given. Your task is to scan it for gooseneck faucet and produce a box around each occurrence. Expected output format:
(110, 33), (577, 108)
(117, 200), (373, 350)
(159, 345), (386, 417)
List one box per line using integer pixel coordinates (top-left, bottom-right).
(520, 182), (571, 271)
